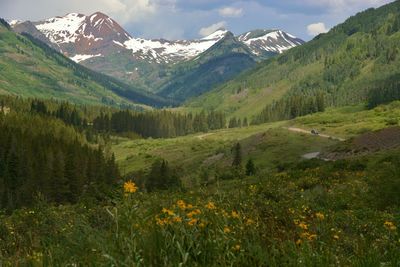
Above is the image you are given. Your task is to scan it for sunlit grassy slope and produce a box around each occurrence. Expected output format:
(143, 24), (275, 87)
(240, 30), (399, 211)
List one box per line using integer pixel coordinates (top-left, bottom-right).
(113, 101), (400, 178)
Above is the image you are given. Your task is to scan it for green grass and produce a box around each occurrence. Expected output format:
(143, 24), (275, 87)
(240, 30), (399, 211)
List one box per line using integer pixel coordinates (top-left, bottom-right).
(111, 120), (336, 179)
(1, 102), (400, 265)
(1, 152), (399, 266)
(291, 101), (400, 138)
(114, 102), (400, 179)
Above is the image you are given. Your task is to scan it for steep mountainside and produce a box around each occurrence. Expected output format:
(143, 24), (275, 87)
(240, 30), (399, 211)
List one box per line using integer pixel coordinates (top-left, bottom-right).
(11, 13), (304, 99)
(158, 32), (256, 101)
(187, 1), (400, 121)
(0, 20), (170, 108)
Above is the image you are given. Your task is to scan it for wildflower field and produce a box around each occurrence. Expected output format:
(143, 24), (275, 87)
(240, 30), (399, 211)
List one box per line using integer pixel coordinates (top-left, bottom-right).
(1, 152), (399, 266)
(1, 104), (400, 266)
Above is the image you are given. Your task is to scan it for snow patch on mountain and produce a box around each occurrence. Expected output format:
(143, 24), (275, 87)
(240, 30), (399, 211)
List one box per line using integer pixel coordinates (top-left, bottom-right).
(124, 32), (227, 63)
(238, 30), (305, 55)
(202, 29), (228, 40)
(8, 20), (22, 26)
(15, 12), (304, 64)
(71, 54), (102, 63)
(36, 13), (86, 44)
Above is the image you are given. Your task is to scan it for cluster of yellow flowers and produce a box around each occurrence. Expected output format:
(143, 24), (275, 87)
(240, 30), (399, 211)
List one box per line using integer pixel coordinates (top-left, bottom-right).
(224, 226), (231, 233)
(231, 211), (240, 219)
(205, 201), (216, 210)
(293, 212), (326, 244)
(154, 199), (258, 235)
(123, 181), (138, 193)
(294, 220), (309, 231)
(300, 232), (317, 241)
(156, 200), (206, 227)
(315, 212), (325, 220)
(384, 221), (397, 231)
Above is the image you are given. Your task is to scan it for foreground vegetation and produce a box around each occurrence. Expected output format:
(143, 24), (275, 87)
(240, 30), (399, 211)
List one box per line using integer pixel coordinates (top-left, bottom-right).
(0, 100), (399, 265)
(1, 150), (399, 265)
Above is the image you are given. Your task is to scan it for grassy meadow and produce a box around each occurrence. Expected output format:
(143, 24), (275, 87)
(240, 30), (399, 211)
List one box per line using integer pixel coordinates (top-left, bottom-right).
(1, 103), (400, 266)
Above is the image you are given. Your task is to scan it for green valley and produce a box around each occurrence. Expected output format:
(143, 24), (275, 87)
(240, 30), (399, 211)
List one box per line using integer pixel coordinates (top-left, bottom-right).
(1, 1), (400, 266)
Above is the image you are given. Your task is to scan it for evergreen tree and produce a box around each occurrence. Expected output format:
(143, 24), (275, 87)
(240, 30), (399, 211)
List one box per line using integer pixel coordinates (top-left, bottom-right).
(232, 143), (242, 168)
(145, 160), (181, 192)
(245, 159), (256, 176)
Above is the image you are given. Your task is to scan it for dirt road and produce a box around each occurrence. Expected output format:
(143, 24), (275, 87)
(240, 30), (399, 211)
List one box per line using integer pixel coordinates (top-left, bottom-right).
(286, 127), (346, 141)
(197, 133), (215, 140)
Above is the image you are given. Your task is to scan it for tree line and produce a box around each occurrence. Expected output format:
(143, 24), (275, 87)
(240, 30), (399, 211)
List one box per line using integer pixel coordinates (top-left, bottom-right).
(93, 110), (227, 138)
(0, 112), (119, 212)
(252, 92), (325, 124)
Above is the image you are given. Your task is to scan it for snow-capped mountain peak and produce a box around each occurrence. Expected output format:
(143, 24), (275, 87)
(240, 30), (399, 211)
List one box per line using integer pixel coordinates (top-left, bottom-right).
(35, 13), (86, 44)
(11, 12), (304, 64)
(238, 29), (305, 55)
(202, 29), (228, 40)
(123, 29), (229, 64)
(31, 12), (131, 61)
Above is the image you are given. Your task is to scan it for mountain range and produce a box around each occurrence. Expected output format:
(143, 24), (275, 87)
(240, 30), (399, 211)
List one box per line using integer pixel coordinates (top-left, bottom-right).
(4, 0), (399, 116)
(10, 12), (304, 101)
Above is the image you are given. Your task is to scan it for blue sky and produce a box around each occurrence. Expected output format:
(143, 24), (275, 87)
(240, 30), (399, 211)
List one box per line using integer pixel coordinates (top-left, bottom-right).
(0, 0), (394, 40)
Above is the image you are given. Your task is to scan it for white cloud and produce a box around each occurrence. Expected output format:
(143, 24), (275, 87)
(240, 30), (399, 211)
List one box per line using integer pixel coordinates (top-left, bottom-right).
(199, 21), (227, 37)
(218, 7), (243, 18)
(307, 22), (329, 36)
(304, 0), (392, 12)
(0, 0), (170, 23)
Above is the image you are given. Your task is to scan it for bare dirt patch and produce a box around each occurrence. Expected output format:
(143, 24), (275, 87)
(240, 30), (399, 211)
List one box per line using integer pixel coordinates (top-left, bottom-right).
(322, 126), (400, 160)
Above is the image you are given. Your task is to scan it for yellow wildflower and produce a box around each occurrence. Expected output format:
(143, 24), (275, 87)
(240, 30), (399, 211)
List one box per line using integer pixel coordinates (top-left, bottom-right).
(162, 208), (175, 216)
(177, 200), (186, 210)
(187, 204), (194, 209)
(231, 211), (240, 219)
(187, 209), (201, 218)
(333, 234), (339, 240)
(124, 181), (138, 193)
(384, 221), (397, 231)
(156, 217), (168, 226)
(188, 218), (198, 226)
(298, 222), (308, 230)
(173, 216), (182, 223)
(223, 227), (231, 233)
(233, 244), (241, 251)
(205, 202), (216, 210)
(315, 212), (325, 220)
(193, 209), (201, 215)
(308, 234), (317, 241)
(246, 219), (255, 225)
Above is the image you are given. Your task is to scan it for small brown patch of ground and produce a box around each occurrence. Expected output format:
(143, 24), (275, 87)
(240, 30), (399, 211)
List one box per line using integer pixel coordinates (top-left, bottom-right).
(322, 126), (400, 160)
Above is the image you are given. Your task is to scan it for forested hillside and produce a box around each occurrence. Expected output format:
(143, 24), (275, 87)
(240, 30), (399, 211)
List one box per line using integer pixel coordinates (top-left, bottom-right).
(0, 110), (119, 212)
(187, 1), (400, 122)
(0, 20), (171, 108)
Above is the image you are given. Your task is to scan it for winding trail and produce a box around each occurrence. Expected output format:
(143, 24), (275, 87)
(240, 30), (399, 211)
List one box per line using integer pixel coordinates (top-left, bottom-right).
(197, 133), (215, 140)
(285, 127), (346, 141)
